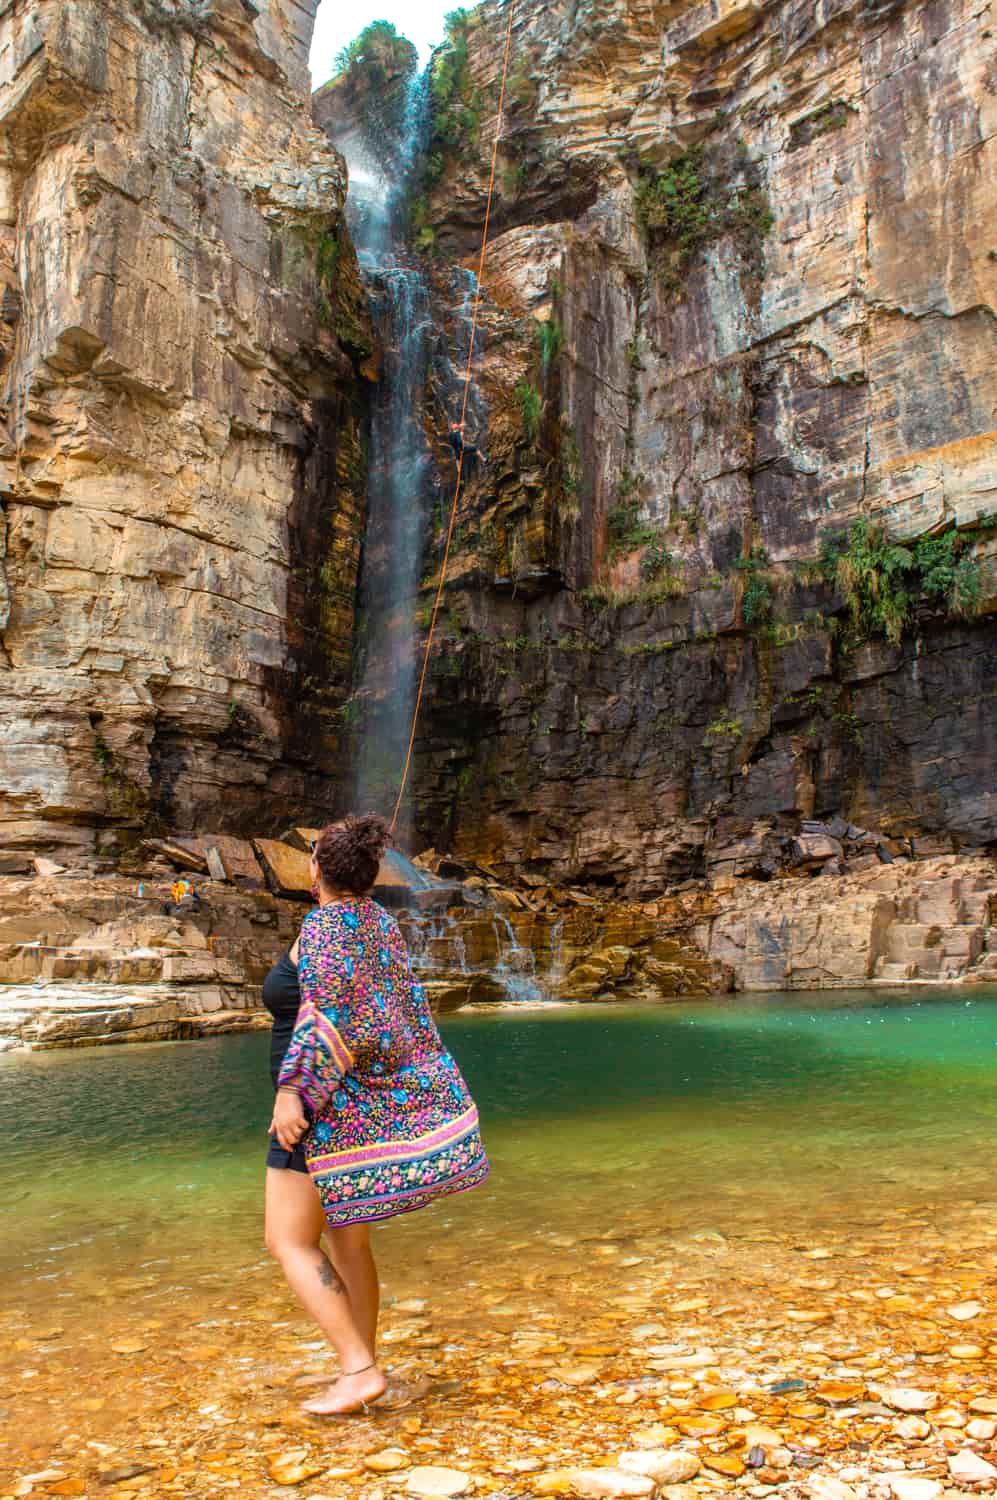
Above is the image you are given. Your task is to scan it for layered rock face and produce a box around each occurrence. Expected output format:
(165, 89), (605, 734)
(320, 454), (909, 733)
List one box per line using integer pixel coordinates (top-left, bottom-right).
(0, 0), (371, 860)
(381, 0), (997, 895)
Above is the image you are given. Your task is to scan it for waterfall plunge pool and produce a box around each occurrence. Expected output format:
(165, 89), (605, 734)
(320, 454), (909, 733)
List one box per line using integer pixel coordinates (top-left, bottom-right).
(3, 990), (997, 1478)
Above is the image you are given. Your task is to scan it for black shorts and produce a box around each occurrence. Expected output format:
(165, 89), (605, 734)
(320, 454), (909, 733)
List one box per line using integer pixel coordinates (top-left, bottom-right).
(266, 1133), (309, 1174)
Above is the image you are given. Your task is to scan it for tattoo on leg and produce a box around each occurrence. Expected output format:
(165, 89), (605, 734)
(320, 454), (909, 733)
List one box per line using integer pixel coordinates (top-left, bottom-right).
(316, 1254), (346, 1294)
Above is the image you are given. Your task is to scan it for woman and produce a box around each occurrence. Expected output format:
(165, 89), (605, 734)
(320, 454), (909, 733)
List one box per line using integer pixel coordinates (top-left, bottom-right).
(263, 814), (489, 1416)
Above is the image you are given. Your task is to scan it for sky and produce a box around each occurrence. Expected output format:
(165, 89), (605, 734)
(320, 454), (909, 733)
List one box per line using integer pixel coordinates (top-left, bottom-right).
(309, 0), (456, 86)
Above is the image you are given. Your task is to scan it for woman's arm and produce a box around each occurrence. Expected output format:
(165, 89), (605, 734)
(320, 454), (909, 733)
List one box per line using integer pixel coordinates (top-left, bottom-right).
(276, 910), (356, 1118)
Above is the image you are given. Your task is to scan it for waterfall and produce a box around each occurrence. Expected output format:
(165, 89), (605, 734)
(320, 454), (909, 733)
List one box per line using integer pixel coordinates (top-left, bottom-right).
(343, 73), (433, 833)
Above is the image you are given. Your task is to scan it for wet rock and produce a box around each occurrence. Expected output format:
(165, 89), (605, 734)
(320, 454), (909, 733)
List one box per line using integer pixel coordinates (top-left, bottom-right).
(536, 1471), (656, 1499)
(365, 1449), (412, 1473)
(406, 1467), (472, 1497)
(618, 1450), (701, 1483)
(946, 1301), (984, 1320)
(552, 1363), (602, 1386)
(97, 1464), (156, 1484)
(267, 1450), (327, 1486)
(881, 1389), (938, 1413)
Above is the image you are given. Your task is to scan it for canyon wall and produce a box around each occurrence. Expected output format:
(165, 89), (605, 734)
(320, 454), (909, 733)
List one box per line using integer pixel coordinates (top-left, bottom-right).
(363, 0), (997, 895)
(0, 0), (371, 862)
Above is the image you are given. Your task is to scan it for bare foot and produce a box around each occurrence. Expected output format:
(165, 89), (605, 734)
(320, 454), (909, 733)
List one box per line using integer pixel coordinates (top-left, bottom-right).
(301, 1364), (387, 1416)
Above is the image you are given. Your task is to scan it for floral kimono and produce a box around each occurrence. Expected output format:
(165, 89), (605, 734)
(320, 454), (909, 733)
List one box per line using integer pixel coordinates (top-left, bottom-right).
(277, 898), (489, 1227)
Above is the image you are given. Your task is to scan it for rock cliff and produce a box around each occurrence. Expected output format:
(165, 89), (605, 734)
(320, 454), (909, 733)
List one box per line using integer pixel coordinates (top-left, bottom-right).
(343, 0), (997, 896)
(0, 0), (371, 860)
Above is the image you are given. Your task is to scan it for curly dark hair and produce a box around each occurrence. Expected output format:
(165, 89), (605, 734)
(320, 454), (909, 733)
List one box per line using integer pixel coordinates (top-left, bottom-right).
(312, 814), (390, 895)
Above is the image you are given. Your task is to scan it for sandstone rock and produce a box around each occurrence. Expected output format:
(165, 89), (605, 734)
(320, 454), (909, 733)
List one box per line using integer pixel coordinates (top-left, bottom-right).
(329, 0), (997, 903)
(806, 1478), (859, 1500)
(406, 1468), (471, 1498)
(253, 840), (313, 900)
(364, 1450), (411, 1473)
(946, 1301), (984, 1320)
(0, 0), (371, 859)
(618, 1450), (700, 1483)
(882, 1476), (942, 1500)
(881, 1389), (939, 1413)
(895, 1418), (932, 1442)
(948, 1451), (997, 1486)
(536, 1470), (655, 1499)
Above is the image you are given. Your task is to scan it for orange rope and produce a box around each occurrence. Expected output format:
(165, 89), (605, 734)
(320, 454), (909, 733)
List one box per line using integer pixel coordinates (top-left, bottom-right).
(388, 0), (518, 836)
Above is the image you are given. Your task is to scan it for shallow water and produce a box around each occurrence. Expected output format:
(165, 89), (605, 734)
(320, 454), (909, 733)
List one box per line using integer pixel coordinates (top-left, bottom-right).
(3, 990), (997, 1492)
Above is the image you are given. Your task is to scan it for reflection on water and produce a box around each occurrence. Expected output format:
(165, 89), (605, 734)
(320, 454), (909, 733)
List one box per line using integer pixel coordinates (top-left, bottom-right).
(3, 990), (997, 1483)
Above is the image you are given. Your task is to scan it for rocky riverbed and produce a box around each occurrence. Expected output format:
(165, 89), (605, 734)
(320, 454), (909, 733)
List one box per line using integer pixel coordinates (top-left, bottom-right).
(3, 1196), (996, 1499)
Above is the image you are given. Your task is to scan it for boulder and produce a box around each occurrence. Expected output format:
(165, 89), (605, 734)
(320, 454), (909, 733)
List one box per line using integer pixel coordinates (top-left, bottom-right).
(253, 840), (312, 900)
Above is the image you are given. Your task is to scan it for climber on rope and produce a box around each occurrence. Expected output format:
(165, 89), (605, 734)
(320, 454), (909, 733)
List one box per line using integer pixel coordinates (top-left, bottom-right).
(448, 419), (487, 472)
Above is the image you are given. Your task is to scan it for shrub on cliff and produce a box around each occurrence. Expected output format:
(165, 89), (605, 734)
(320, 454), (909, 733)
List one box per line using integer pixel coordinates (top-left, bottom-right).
(818, 518), (984, 644)
(335, 20), (417, 79)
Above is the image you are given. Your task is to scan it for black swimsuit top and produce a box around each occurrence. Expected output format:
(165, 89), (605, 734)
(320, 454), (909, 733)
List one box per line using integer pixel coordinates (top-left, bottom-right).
(261, 950), (300, 1086)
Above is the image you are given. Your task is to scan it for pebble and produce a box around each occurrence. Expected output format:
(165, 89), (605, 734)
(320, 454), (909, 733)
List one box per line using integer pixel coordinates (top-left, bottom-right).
(881, 1389), (938, 1413)
(970, 1399), (997, 1415)
(365, 1449), (412, 1473)
(703, 1453), (747, 1477)
(806, 1478), (859, 1500)
(536, 1470), (656, 1499)
(894, 1417), (932, 1441)
(948, 1450), (997, 1485)
(698, 1389), (737, 1410)
(553, 1363), (602, 1386)
(818, 1382), (866, 1404)
(617, 1450), (701, 1484)
(967, 1419), (997, 1441)
(743, 1425), (784, 1450)
(881, 1476), (942, 1500)
(406, 1467), (472, 1497)
(946, 1302), (984, 1321)
(268, 1449), (325, 1486)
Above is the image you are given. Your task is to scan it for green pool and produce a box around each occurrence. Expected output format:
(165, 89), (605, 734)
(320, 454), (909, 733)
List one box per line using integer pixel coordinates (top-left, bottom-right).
(4, 989), (997, 1295)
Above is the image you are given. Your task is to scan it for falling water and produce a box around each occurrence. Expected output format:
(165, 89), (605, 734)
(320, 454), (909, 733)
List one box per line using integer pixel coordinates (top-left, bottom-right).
(341, 73), (434, 831)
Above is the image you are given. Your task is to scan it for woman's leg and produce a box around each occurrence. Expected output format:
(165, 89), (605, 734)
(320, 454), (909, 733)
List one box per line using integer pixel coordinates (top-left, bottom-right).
(324, 1224), (380, 1355)
(264, 1168), (385, 1410)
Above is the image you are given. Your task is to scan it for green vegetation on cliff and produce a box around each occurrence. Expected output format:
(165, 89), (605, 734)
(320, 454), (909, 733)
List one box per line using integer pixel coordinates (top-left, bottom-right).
(816, 518), (984, 645)
(334, 20), (417, 81)
(410, 9), (483, 250)
(633, 144), (773, 295)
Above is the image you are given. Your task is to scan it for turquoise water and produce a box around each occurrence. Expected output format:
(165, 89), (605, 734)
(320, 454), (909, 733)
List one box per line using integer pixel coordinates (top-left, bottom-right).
(4, 989), (997, 1291)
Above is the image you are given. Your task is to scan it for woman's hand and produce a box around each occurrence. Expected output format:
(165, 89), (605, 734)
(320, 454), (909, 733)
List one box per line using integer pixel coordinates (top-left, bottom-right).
(270, 1087), (308, 1151)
